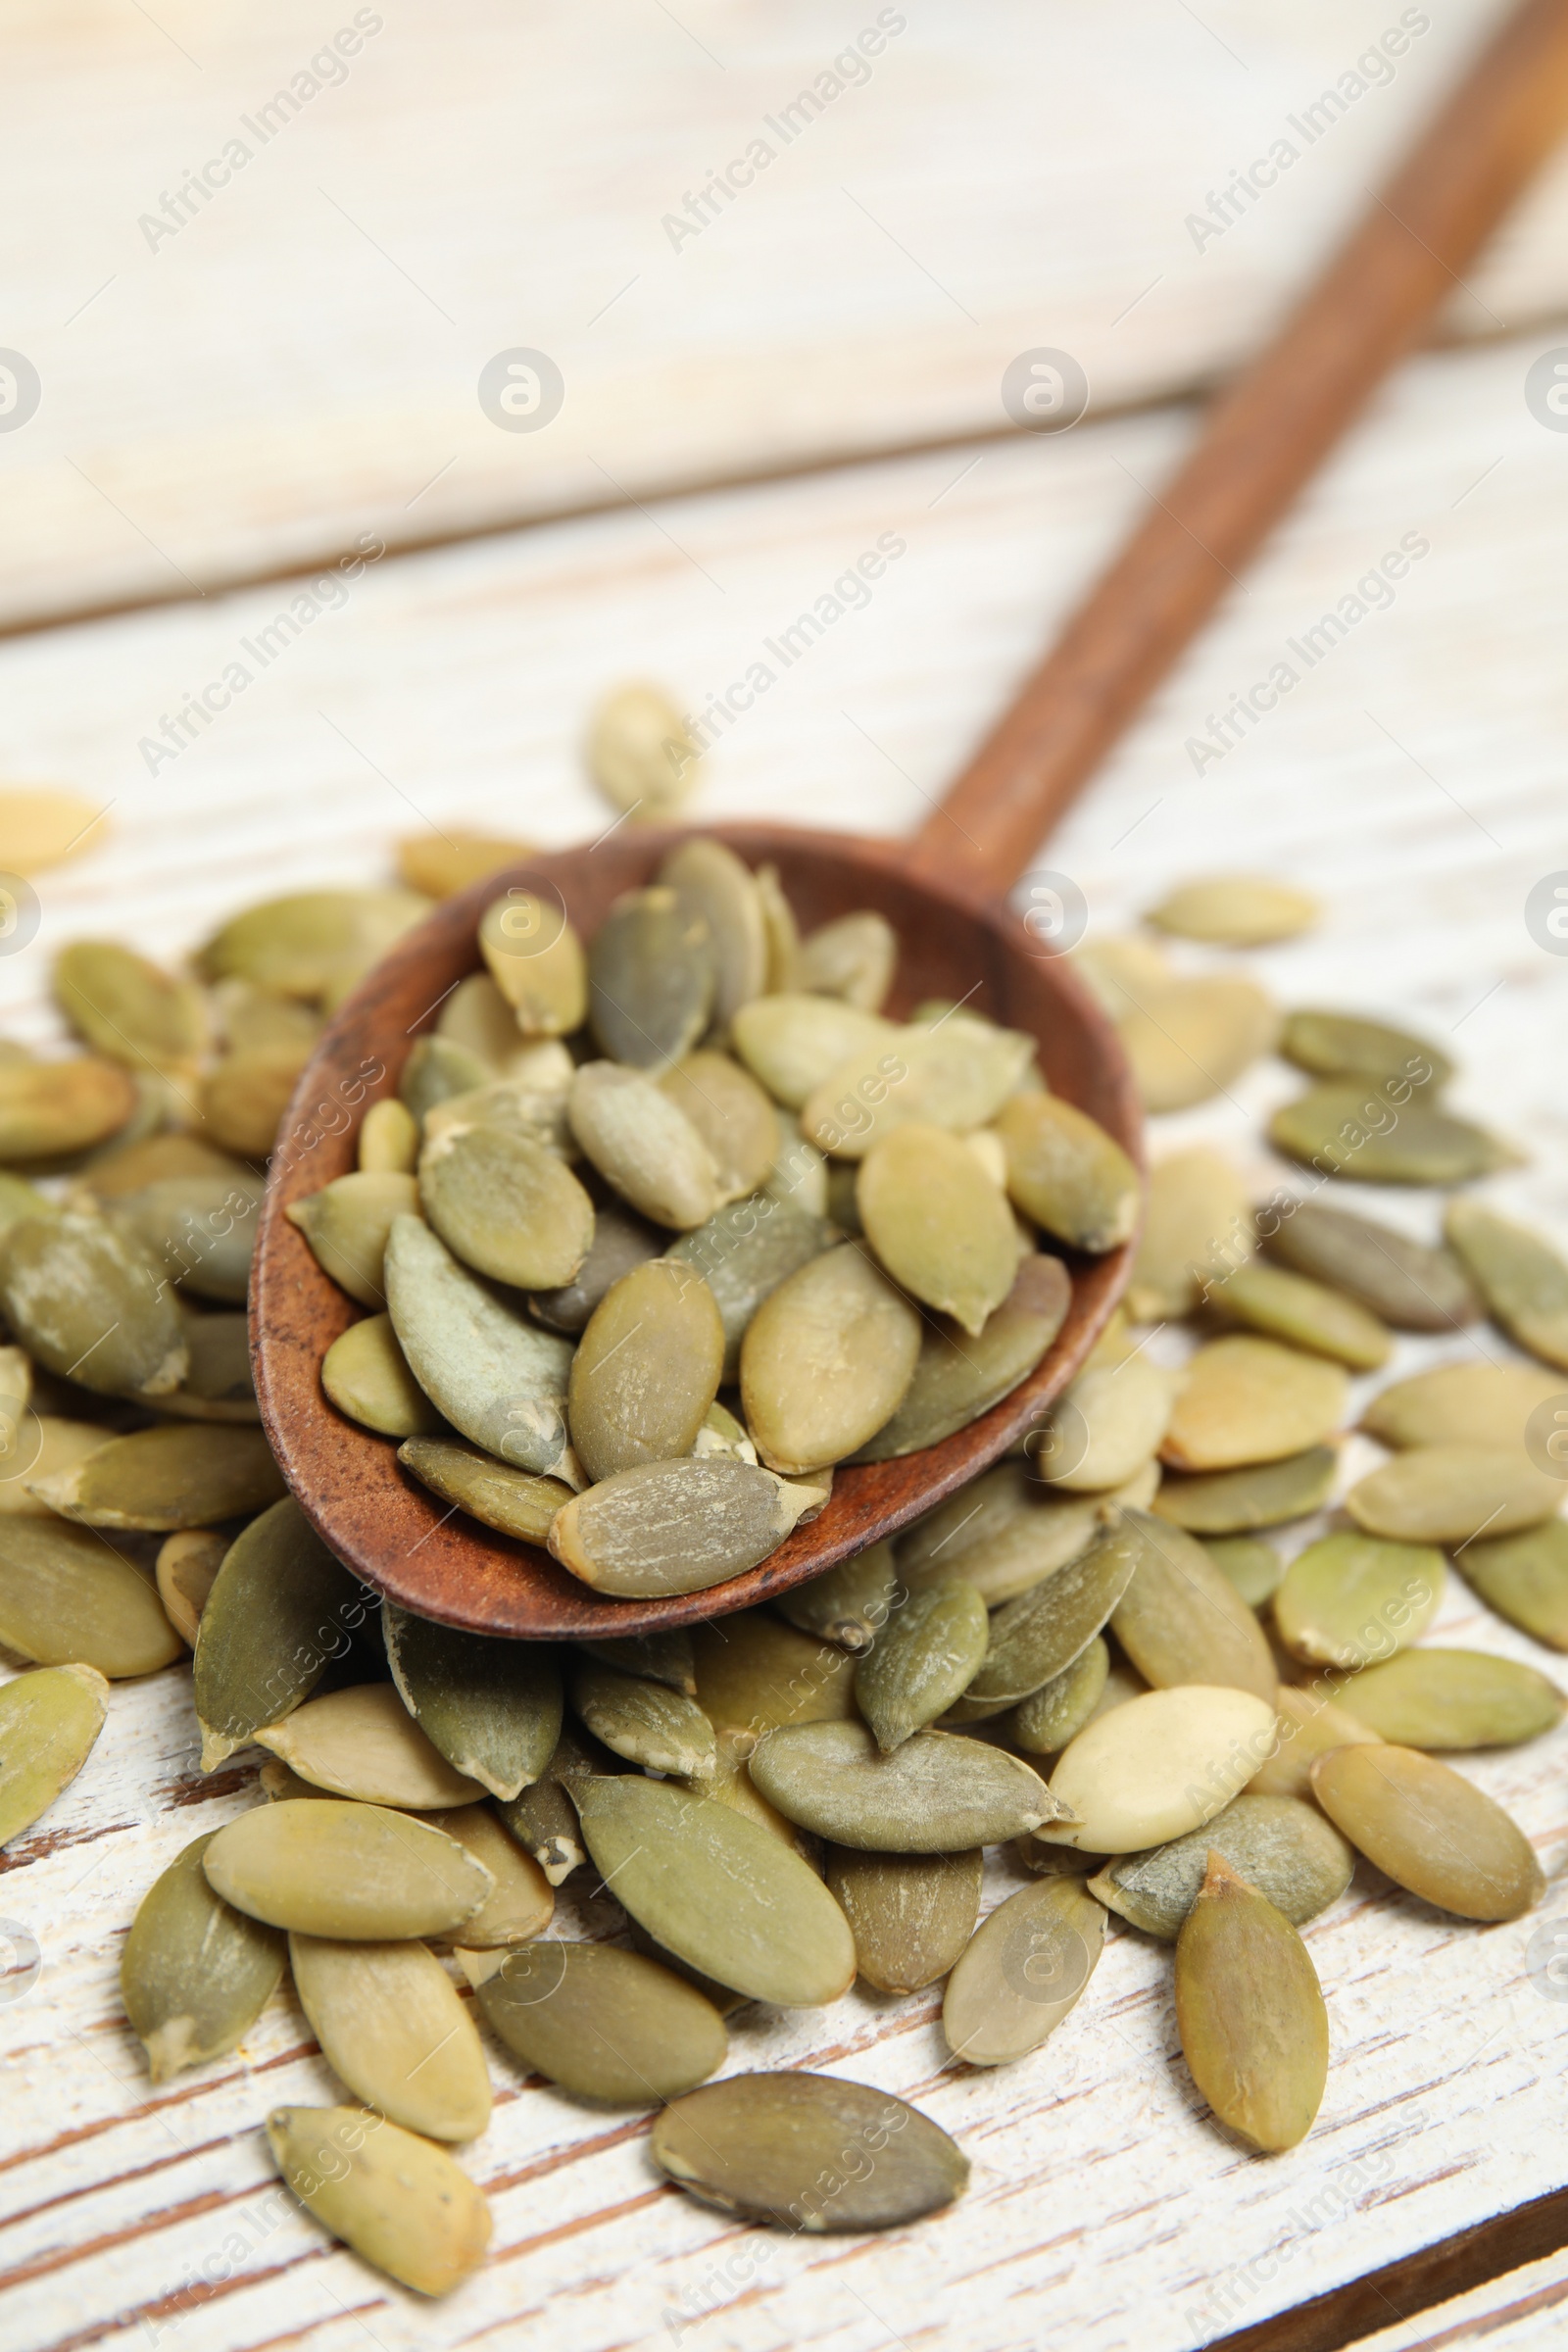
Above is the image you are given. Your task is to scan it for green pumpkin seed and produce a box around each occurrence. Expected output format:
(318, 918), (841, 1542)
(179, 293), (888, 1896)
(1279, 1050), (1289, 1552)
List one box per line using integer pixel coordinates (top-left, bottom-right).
(550, 1456), (809, 1595)
(418, 1123), (592, 1291)
(530, 1200), (662, 1334)
(383, 1604), (563, 1799)
(1444, 1199), (1568, 1369)
(567, 1258), (723, 1485)
(588, 886), (714, 1065)
(193, 1495), (368, 1768)
(692, 1398), (756, 1464)
(1310, 1742), (1543, 1921)
(383, 1215), (575, 1478)
(423, 1054), (577, 1163)
(169, 1307), (258, 1420)
(569, 1660), (716, 1778)
(198, 1045), (307, 1156)
(0, 1055), (137, 1160)
(322, 1312), (443, 1438)
(494, 1721), (608, 1884)
(658, 1051), (782, 1202)
(265, 2104), (491, 2295)
(0, 1212), (186, 1397)
(1273, 1531), (1444, 1669)
(1459, 1518), (1568, 1649)
(811, 1018), (1036, 1159)
(1209, 1259), (1392, 1370)
(0, 1662), (109, 1845)
(1264, 1198), (1478, 1331)
(575, 1775), (856, 2004)
(1247, 1685), (1382, 1800)
(155, 1528), (226, 1645)
(943, 1875), (1105, 2067)
(1348, 1446), (1560, 1544)
(357, 1096), (419, 1174)
(764, 1107), (829, 1214)
(1006, 1636), (1109, 1754)
(1175, 1853), (1328, 2151)
(1146, 874), (1318, 946)
(1151, 1446), (1338, 1534)
(740, 1244), (921, 1474)
(0, 1416), (109, 1520)
(1329, 1648), (1563, 1748)
(1090, 1792), (1352, 1939)
(256, 1685), (488, 1808)
(1202, 1535), (1284, 1607)
(1269, 1084), (1512, 1184)
(206, 1800), (494, 1937)
(989, 1093), (1139, 1255)
(904, 1462), (1158, 1607)
(961, 1525), (1140, 1713)
(404, 832), (529, 900)
(692, 1609), (858, 1746)
(122, 1833), (286, 2081)
(855, 1255), (1070, 1461)
(1108, 1511), (1277, 1700)
(1030, 1351), (1175, 1492)
(661, 839), (767, 1028)
(200, 890), (428, 1000)
(28, 1423), (284, 1532)
(469, 1939), (726, 2102)
(1067, 935), (1173, 1023)
(432, 966), (529, 1061)
(1282, 1007), (1451, 1088)
(478, 891), (587, 1036)
(1038, 1686), (1278, 1852)
(213, 974), (322, 1061)
(397, 1436), (572, 1543)
(568, 1060), (721, 1229)
(113, 1176), (261, 1305)
(749, 1719), (1064, 1850)
(427, 1804), (554, 1945)
(587, 681), (701, 817)
(287, 1172), (420, 1307)
(55, 939), (210, 1074)
(731, 996), (896, 1109)
(0, 1517), (181, 1678)
(1161, 1336), (1347, 1471)
(855, 1580), (989, 1751)
(756, 862), (801, 993)
(798, 911), (897, 1009)
(775, 1541), (900, 1653)
(1361, 1361), (1562, 1452)
(668, 1194), (831, 1382)
(0, 1170), (57, 1240)
(580, 1627), (696, 1693)
(1125, 1148), (1254, 1323)
(655, 2071), (966, 2230)
(289, 1934), (491, 2140)
(857, 1123), (1018, 1337)
(825, 1845), (981, 1992)
(1118, 976), (1280, 1113)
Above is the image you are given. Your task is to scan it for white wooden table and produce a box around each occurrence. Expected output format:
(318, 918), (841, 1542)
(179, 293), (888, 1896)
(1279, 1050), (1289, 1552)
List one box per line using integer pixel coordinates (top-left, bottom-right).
(3, 9), (1568, 2348)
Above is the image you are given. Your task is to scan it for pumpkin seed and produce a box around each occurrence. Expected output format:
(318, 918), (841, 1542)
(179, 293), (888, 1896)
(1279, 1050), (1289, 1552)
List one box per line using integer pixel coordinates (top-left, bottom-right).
(1459, 1518), (1568, 1649)
(416, 1122), (592, 1296)
(588, 887), (714, 1065)
(1102, 1511), (1275, 1700)
(0, 1171), (57, 1240)
(29, 1423), (284, 1532)
(166, 1306), (257, 1420)
(0, 1211), (187, 1397)
(661, 839), (767, 1028)
(1361, 1361), (1562, 1452)
(1126, 1148), (1254, 1323)
(803, 1020), (1032, 1160)
(383, 1604), (562, 1798)
(756, 863), (801, 992)
(0, 1662), (109, 1846)
(290, 1933), (491, 2140)
(1348, 1446), (1560, 1544)
(654, 2071), (965, 2230)
(569, 1659), (717, 1778)
(493, 1723), (604, 1884)
(962, 1526), (1140, 1713)
(765, 1109), (830, 1215)
(423, 1054), (578, 1164)
(206, 1800), (494, 1937)
(426, 1804), (554, 1945)
(530, 1200), (661, 1334)
(658, 1052), (779, 1202)
(825, 1845), (981, 1992)
(749, 1720), (1065, 1850)
(575, 1775), (856, 2004)
(1445, 1199), (1568, 1370)
(858, 1122), (1018, 1337)
(199, 1045), (307, 1156)
(1161, 1336), (1348, 1471)
(1090, 1792), (1351, 1940)
(587, 681), (700, 816)
(740, 1244), (921, 1474)
(1310, 1742), (1543, 1921)
(122, 1833), (285, 2081)
(199, 890), (428, 1000)
(1, 785), (106, 874)
(0, 1416), (107, 1519)
(567, 1258), (723, 1484)
(798, 910), (897, 1009)
(151, 1527), (225, 1646)
(400, 831), (529, 900)
(1151, 1446), (1338, 1534)
(989, 1093), (1139, 1255)
(1273, 1531), (1444, 1669)
(1118, 975), (1280, 1113)
(53, 940), (209, 1079)
(943, 1876), (1105, 2067)
(692, 1398), (757, 1464)
(397, 1436), (572, 1543)
(1329, 1648), (1563, 1748)
(552, 1455), (812, 1594)
(72, 1132), (243, 1204)
(1264, 1198), (1479, 1330)
(855, 1253), (1070, 1460)
(567, 1060), (721, 1229)
(1282, 1008), (1451, 1089)
(383, 1215), (575, 1478)
(905, 1462), (1159, 1606)
(1031, 1351), (1175, 1493)
(1202, 1535), (1284, 1608)
(287, 1172), (420, 1307)
(1007, 1636), (1109, 1754)
(257, 1685), (487, 1808)
(265, 2104), (491, 2295)
(469, 1939), (726, 2103)
(1209, 1259), (1392, 1371)
(855, 1580), (989, 1751)
(1066, 934), (1172, 1022)
(1269, 1085), (1511, 1184)
(1037, 1686), (1278, 1852)
(431, 972), (521, 1070)
(321, 1312), (441, 1438)
(580, 1627), (697, 1694)
(212, 976), (320, 1062)
(478, 891), (587, 1036)
(0, 1516), (181, 1678)
(1247, 1685), (1382, 1800)
(692, 1609), (858, 1747)
(1175, 1853), (1328, 2151)
(113, 1175), (261, 1305)
(1146, 874), (1318, 946)
(0, 1055), (137, 1160)
(667, 1194), (831, 1381)
(193, 1495), (368, 1768)
(731, 996), (896, 1109)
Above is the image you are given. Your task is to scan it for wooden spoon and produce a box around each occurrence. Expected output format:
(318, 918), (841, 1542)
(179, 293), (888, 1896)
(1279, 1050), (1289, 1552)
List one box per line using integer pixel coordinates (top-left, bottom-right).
(252, 0), (1568, 1637)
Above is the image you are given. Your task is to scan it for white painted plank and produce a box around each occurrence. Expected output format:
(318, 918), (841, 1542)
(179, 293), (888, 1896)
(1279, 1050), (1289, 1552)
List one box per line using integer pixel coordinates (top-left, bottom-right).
(1347, 2246), (1568, 2348)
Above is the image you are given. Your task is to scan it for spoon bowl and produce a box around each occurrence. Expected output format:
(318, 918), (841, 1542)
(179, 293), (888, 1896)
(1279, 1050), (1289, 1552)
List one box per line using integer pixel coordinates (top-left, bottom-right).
(251, 823), (1139, 1638)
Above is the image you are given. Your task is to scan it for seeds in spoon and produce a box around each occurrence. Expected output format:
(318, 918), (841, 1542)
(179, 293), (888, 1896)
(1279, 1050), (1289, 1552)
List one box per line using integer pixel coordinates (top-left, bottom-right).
(1090, 1792), (1352, 1938)
(588, 886), (714, 1065)
(322, 1312), (443, 1438)
(797, 909), (897, 1008)
(854, 1580), (989, 1751)
(478, 890), (587, 1035)
(383, 1603), (563, 1797)
(266, 2104), (491, 2296)
(657, 1051), (779, 1200)
(566, 1257), (723, 1484)
(568, 1060), (722, 1228)
(398, 1437), (572, 1543)
(205, 1800), (494, 1938)
(1310, 1743), (1543, 1922)
(289, 1934), (492, 2141)
(943, 1875), (1105, 2067)
(855, 1253), (1071, 1461)
(825, 1846), (982, 1992)
(740, 1244), (921, 1474)
(467, 1939), (727, 2102)
(802, 1019), (1031, 1158)
(0, 1663), (109, 1846)
(418, 1122), (593, 1290)
(1272, 1531), (1444, 1669)
(661, 838), (768, 1028)
(858, 1122), (1018, 1336)
(122, 1833), (286, 2082)
(1175, 1852), (1329, 2152)
(357, 1095), (419, 1173)
(530, 1198), (662, 1334)
(286, 1171), (420, 1306)
(549, 1456), (812, 1595)
(993, 1092), (1140, 1252)
(383, 1213), (575, 1478)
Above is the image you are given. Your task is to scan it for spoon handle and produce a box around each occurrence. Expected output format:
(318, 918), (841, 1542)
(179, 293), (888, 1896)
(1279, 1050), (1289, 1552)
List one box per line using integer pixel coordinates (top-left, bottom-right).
(910, 0), (1568, 898)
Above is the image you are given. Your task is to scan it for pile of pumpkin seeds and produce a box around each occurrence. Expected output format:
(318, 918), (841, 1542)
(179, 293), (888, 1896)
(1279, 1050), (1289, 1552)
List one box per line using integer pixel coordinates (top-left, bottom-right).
(2, 809), (1566, 2298)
